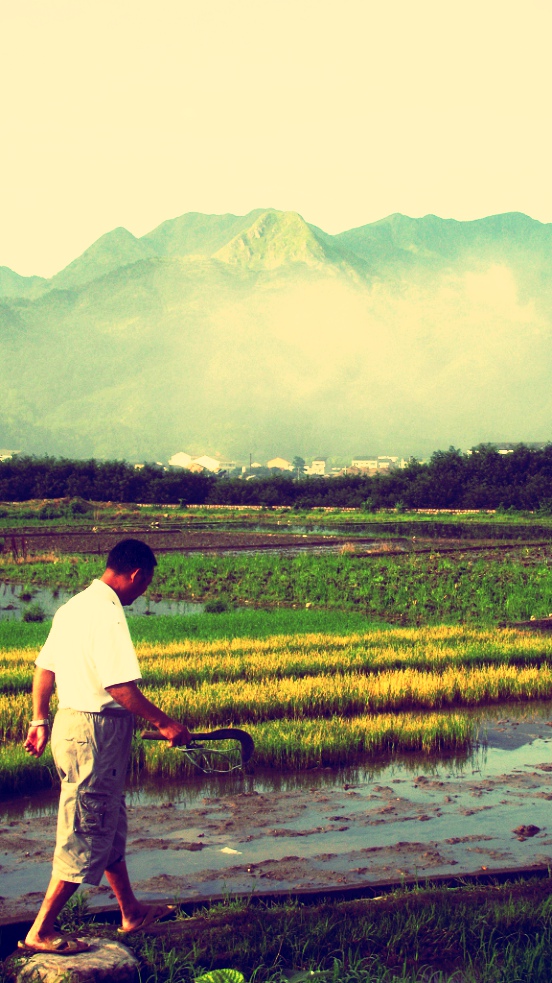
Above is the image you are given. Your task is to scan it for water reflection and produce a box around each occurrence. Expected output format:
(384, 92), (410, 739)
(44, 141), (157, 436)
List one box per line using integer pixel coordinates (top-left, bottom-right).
(0, 582), (204, 621)
(7, 699), (552, 823)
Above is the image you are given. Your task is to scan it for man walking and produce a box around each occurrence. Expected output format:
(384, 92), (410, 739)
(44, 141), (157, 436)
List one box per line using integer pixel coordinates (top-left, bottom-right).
(22, 539), (190, 954)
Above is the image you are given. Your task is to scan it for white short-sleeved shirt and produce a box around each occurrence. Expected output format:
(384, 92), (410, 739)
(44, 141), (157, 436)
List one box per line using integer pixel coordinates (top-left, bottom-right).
(36, 579), (142, 712)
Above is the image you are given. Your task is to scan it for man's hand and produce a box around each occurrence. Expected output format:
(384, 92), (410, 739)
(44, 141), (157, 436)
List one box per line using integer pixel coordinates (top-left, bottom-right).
(24, 724), (49, 758)
(156, 719), (192, 747)
(25, 667), (55, 759)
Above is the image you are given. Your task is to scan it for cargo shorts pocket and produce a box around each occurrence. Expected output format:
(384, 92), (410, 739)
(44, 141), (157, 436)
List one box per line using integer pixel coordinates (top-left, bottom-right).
(75, 790), (110, 836)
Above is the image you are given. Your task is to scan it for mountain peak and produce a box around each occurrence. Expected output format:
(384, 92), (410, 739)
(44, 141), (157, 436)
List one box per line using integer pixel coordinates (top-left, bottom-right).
(51, 226), (158, 291)
(0, 266), (47, 299)
(3, 207), (552, 461)
(214, 210), (328, 269)
(141, 209), (266, 259)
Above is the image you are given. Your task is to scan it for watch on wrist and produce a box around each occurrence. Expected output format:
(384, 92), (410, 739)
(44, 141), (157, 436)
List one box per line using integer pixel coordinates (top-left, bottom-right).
(30, 719), (49, 727)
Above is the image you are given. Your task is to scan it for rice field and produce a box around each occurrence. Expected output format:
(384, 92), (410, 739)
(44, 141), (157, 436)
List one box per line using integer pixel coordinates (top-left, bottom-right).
(2, 624), (551, 794)
(3, 547), (552, 624)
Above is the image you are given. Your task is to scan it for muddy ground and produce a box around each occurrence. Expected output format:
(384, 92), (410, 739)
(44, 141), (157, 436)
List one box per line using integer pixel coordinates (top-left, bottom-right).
(3, 713), (552, 920)
(4, 526), (552, 558)
(4, 528), (362, 556)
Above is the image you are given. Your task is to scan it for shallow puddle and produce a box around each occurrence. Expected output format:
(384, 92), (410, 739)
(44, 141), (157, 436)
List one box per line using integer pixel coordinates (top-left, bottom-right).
(0, 582), (204, 621)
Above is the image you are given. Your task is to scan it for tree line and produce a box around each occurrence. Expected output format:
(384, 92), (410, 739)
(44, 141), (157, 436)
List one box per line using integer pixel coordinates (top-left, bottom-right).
(1, 445), (552, 511)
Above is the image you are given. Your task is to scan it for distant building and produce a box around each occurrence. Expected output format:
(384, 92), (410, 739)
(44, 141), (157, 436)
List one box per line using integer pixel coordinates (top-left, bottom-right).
(267, 457), (293, 471)
(351, 457), (379, 471)
(168, 452), (235, 473)
(0, 449), (20, 462)
(193, 455), (224, 472)
(168, 452), (194, 469)
(466, 442), (550, 456)
(376, 455), (399, 471)
(351, 455), (399, 472)
(305, 459), (326, 475)
(493, 442), (548, 455)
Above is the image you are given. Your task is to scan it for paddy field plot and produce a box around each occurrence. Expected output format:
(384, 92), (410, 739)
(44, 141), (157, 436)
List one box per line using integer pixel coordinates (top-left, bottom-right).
(3, 624), (552, 794)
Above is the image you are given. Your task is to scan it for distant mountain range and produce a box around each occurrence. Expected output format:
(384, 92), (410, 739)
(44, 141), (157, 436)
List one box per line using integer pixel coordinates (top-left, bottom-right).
(1, 208), (551, 462)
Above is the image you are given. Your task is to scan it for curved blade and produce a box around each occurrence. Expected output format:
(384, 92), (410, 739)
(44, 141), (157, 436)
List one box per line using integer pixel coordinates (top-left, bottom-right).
(190, 728), (255, 764)
(141, 727), (255, 764)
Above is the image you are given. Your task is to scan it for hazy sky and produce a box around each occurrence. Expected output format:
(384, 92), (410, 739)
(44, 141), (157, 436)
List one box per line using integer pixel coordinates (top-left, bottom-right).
(2, 0), (551, 277)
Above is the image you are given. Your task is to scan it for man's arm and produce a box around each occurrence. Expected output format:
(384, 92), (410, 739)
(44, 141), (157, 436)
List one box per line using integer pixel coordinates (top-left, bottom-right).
(24, 667), (55, 758)
(105, 681), (191, 746)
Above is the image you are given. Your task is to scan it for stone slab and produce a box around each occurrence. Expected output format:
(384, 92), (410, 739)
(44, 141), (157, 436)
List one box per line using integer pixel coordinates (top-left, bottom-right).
(15, 937), (139, 983)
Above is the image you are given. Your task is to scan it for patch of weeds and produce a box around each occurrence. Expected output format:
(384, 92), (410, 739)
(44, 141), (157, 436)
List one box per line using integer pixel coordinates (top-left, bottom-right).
(22, 602), (46, 622)
(204, 600), (232, 614)
(57, 891), (91, 933)
(38, 504), (64, 521)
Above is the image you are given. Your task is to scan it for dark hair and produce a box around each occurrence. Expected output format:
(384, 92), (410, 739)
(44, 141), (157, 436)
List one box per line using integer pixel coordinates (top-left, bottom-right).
(106, 539), (157, 574)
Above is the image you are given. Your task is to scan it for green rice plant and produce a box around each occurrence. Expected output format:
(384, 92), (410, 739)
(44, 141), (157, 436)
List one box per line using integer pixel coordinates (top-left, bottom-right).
(133, 626), (552, 688)
(0, 710), (473, 793)
(247, 712), (474, 769)
(135, 664), (552, 729)
(5, 625), (552, 739)
(0, 740), (54, 794)
(0, 621), (51, 650)
(0, 609), (388, 652)
(4, 618), (552, 793)
(129, 710), (475, 778)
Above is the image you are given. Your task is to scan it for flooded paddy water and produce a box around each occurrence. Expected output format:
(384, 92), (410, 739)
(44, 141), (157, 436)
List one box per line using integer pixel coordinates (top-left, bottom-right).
(3, 702), (552, 918)
(0, 581), (205, 621)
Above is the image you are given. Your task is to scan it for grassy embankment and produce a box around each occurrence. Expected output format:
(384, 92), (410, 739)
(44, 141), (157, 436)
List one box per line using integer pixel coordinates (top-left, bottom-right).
(4, 879), (552, 983)
(2, 499), (552, 526)
(73, 879), (552, 982)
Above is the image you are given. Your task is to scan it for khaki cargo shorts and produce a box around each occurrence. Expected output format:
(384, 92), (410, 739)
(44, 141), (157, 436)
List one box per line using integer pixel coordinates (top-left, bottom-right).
(51, 708), (134, 885)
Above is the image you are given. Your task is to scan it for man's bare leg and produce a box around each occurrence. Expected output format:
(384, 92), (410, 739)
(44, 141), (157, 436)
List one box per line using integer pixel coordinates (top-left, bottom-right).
(26, 861), (174, 944)
(24, 877), (79, 947)
(105, 858), (174, 932)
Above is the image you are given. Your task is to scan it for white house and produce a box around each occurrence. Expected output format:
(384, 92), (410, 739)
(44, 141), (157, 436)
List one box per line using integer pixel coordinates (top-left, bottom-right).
(168, 452), (194, 469)
(193, 455), (224, 472)
(351, 457), (379, 471)
(306, 459), (326, 475)
(168, 452), (234, 473)
(352, 455), (400, 472)
(376, 455), (399, 471)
